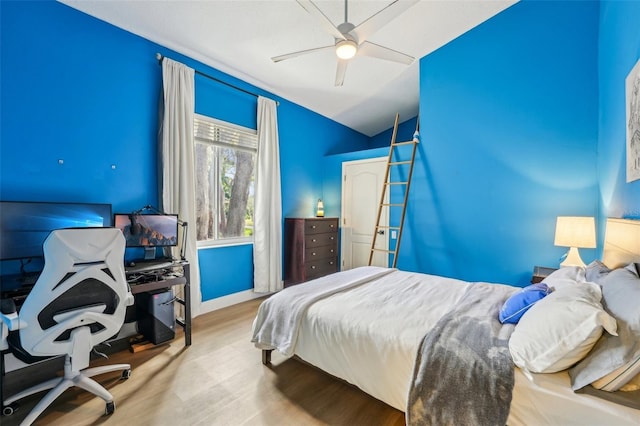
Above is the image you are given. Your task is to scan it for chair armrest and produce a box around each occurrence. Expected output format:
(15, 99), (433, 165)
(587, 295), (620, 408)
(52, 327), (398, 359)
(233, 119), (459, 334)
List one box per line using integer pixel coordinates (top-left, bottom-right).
(125, 292), (134, 307)
(0, 298), (22, 331)
(1, 310), (22, 331)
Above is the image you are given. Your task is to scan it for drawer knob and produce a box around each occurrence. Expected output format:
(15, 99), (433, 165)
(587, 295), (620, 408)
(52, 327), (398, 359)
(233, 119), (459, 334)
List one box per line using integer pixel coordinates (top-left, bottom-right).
(330, 236), (334, 240)
(312, 252), (316, 256)
(312, 225), (316, 229)
(329, 261), (334, 265)
(312, 266), (316, 269)
(312, 239), (317, 242)
(330, 249), (334, 253)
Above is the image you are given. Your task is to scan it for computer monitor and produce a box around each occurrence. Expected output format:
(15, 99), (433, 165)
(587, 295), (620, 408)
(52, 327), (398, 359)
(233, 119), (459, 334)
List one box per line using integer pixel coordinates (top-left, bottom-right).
(0, 201), (113, 261)
(113, 213), (178, 260)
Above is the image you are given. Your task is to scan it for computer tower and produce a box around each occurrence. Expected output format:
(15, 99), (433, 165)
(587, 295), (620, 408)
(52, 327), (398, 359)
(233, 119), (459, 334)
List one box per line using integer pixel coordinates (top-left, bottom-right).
(135, 289), (175, 344)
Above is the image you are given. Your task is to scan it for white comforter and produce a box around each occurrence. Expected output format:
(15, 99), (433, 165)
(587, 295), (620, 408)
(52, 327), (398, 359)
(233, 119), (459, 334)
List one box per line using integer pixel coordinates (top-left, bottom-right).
(252, 267), (640, 425)
(251, 266), (396, 357)
(253, 267), (472, 411)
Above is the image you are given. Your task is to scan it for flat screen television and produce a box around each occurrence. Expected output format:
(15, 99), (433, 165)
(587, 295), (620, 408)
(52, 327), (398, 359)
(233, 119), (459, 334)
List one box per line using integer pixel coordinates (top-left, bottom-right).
(113, 213), (178, 259)
(0, 201), (113, 261)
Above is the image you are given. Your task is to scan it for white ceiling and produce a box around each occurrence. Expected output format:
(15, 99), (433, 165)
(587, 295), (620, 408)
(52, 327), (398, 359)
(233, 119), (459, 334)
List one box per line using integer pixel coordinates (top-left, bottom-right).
(59, 0), (517, 136)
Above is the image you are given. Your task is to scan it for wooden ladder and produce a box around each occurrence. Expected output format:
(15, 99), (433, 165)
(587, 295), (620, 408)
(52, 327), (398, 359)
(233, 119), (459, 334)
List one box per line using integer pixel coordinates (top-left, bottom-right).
(368, 114), (419, 268)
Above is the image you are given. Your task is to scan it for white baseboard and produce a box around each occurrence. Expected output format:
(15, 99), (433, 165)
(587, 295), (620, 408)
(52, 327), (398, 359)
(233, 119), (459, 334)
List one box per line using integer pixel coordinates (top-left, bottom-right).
(199, 289), (270, 315)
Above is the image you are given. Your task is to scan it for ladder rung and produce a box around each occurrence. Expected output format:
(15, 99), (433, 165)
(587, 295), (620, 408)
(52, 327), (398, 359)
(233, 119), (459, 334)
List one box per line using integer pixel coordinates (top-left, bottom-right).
(384, 182), (407, 185)
(370, 248), (395, 253)
(389, 161), (411, 166)
(392, 141), (417, 146)
(375, 225), (400, 230)
(381, 203), (403, 207)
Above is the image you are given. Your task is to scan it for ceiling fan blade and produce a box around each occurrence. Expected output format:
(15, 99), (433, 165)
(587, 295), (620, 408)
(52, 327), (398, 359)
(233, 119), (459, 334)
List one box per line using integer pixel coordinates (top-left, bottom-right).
(352, 0), (419, 43)
(296, 0), (346, 41)
(358, 41), (414, 65)
(271, 45), (334, 63)
(335, 59), (348, 86)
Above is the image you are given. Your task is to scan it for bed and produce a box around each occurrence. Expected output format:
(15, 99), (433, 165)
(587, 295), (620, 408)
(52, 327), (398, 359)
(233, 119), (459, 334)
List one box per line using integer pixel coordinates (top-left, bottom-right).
(252, 218), (640, 425)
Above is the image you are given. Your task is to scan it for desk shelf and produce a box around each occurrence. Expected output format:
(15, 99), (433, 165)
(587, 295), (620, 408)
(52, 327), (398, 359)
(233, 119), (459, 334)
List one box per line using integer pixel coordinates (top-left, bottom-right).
(127, 261), (191, 347)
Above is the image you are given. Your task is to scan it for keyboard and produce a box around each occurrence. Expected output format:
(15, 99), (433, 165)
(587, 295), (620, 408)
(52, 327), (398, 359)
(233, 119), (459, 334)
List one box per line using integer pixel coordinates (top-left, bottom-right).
(125, 259), (175, 274)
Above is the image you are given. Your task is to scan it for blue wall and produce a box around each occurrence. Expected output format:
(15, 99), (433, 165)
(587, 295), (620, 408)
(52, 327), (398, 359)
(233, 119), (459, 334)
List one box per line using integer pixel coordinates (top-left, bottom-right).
(405, 0), (600, 285)
(2, 0), (638, 301)
(597, 0), (640, 225)
(0, 0), (369, 300)
(1, 1), (161, 207)
(198, 244), (254, 300)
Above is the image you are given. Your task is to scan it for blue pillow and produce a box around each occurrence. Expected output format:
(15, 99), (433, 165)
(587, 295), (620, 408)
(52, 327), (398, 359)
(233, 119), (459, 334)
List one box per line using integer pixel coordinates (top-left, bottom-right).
(499, 283), (552, 324)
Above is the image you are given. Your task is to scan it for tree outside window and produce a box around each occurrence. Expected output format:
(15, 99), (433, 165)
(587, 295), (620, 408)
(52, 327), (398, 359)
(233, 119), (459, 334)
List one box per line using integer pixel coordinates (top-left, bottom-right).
(194, 115), (256, 245)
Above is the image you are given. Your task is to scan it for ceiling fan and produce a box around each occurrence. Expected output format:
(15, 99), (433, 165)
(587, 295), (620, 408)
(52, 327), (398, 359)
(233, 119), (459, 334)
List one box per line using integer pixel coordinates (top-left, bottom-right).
(272, 0), (419, 86)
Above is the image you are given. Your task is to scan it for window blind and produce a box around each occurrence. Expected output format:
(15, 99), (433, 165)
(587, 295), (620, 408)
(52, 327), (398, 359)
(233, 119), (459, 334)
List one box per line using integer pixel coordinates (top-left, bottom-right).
(194, 114), (257, 151)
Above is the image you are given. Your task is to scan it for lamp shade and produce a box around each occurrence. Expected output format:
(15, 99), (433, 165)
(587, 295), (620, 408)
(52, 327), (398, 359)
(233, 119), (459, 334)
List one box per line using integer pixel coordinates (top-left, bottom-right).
(554, 216), (596, 248)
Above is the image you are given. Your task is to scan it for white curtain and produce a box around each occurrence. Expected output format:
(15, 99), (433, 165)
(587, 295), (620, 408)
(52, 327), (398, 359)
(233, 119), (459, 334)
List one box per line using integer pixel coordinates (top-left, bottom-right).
(160, 58), (202, 316)
(253, 97), (283, 293)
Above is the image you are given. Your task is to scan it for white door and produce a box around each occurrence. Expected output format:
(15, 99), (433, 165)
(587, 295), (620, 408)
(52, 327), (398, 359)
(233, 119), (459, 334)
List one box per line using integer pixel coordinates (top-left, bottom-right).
(341, 157), (388, 270)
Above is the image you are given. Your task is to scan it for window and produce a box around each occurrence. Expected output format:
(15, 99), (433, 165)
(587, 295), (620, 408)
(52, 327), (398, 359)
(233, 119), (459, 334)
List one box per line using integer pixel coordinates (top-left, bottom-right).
(194, 114), (257, 246)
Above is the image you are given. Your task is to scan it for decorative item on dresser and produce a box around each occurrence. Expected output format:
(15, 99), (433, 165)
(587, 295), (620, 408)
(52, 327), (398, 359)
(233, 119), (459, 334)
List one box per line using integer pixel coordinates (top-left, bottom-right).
(284, 217), (339, 286)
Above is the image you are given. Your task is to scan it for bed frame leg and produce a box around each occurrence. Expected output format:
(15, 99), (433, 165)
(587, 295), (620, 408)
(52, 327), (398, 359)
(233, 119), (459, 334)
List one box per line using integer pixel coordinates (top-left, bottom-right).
(262, 349), (273, 365)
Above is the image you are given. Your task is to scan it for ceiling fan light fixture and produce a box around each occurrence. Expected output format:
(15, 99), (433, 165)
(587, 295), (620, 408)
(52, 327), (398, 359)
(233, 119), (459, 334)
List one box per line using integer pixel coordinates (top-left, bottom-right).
(335, 39), (357, 60)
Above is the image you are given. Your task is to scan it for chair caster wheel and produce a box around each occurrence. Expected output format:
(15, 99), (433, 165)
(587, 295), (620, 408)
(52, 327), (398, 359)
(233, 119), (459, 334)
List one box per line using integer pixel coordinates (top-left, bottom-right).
(3, 403), (18, 416)
(105, 401), (115, 416)
(121, 369), (132, 379)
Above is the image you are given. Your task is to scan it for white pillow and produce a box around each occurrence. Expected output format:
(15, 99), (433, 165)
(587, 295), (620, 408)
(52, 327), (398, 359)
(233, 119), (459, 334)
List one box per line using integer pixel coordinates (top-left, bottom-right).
(509, 280), (617, 373)
(542, 266), (587, 290)
(543, 266), (586, 285)
(569, 265), (640, 391)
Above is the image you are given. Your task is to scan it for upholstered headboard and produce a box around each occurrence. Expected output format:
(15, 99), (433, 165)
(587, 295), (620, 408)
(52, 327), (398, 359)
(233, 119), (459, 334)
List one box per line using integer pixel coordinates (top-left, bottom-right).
(602, 218), (640, 269)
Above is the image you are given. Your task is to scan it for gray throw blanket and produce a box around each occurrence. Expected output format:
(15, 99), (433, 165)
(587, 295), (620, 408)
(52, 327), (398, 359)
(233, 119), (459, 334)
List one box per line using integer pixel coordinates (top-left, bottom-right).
(407, 283), (517, 426)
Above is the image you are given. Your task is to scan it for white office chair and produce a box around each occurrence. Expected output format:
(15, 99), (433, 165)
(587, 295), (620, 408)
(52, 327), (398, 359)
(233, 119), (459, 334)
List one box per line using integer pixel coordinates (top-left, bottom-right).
(1, 228), (134, 425)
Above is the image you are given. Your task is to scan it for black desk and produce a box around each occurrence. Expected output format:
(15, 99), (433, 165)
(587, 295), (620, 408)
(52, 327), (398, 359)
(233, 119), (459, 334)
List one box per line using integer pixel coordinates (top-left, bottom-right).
(0, 260), (192, 351)
(127, 260), (192, 346)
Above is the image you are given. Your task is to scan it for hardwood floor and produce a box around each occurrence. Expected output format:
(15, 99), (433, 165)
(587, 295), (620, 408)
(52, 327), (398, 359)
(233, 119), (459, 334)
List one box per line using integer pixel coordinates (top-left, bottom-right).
(2, 298), (405, 426)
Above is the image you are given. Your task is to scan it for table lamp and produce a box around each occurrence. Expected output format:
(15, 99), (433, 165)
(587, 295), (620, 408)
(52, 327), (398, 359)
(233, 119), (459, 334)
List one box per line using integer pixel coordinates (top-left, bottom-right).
(554, 216), (596, 267)
(316, 199), (324, 217)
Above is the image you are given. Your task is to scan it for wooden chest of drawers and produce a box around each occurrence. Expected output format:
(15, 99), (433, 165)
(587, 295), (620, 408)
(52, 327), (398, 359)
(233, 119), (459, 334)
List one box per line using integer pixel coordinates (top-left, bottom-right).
(284, 217), (339, 286)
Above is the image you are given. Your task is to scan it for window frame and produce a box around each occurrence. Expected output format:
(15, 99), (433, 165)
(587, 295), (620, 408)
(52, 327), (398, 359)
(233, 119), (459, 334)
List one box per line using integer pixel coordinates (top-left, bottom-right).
(194, 114), (257, 249)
